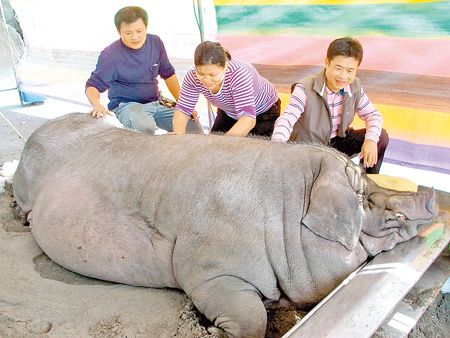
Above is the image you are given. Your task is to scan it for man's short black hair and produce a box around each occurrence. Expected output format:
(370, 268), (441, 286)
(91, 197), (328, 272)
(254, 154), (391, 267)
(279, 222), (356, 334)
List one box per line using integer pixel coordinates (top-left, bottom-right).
(327, 37), (363, 65)
(114, 6), (148, 30)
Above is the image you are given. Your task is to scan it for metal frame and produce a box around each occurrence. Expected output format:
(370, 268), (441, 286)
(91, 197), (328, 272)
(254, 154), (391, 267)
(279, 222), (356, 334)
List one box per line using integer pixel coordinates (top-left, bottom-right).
(284, 221), (449, 338)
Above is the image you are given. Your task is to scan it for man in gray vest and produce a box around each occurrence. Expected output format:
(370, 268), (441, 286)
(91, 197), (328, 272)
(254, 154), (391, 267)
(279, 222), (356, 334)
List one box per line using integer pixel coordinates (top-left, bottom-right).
(271, 37), (389, 174)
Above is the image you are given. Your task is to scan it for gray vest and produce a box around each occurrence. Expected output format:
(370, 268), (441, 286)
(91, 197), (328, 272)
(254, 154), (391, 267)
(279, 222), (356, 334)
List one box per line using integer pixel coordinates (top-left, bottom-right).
(290, 69), (362, 144)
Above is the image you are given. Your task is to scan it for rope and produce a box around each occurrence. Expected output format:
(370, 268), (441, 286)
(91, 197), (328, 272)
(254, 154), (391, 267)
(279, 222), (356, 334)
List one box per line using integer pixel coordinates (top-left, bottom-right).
(0, 111), (26, 143)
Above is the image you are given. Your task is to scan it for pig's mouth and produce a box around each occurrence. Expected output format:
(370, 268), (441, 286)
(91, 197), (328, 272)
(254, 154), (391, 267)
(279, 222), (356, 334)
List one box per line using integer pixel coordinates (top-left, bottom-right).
(360, 214), (417, 256)
(384, 209), (435, 231)
(383, 210), (435, 236)
(384, 212), (409, 228)
(360, 210), (436, 257)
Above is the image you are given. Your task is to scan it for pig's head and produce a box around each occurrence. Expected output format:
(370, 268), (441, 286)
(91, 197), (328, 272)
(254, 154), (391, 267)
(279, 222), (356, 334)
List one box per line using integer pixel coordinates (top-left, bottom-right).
(302, 159), (438, 257)
(359, 177), (438, 256)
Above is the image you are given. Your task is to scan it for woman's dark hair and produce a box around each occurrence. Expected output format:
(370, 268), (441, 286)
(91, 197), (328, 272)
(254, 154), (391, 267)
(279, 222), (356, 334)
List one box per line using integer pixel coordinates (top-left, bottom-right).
(114, 6), (148, 30)
(194, 41), (231, 67)
(327, 37), (363, 65)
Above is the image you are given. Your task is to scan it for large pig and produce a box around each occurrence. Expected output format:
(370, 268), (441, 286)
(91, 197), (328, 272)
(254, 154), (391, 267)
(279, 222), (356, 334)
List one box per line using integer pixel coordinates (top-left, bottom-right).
(13, 113), (437, 337)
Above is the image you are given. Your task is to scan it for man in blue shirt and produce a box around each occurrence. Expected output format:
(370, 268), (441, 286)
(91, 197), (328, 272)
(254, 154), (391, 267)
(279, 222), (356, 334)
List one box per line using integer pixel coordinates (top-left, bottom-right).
(86, 6), (180, 133)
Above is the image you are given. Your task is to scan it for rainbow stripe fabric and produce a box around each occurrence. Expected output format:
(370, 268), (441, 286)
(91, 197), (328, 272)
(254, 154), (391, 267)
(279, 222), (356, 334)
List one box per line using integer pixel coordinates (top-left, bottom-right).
(214, 0), (450, 174)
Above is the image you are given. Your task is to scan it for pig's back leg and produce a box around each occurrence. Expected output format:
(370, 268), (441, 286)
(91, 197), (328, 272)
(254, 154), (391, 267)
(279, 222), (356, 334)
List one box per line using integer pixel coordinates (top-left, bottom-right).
(30, 175), (177, 288)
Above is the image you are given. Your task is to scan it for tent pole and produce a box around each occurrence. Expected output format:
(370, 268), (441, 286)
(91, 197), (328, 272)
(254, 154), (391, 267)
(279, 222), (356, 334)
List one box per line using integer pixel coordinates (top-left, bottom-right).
(193, 0), (216, 129)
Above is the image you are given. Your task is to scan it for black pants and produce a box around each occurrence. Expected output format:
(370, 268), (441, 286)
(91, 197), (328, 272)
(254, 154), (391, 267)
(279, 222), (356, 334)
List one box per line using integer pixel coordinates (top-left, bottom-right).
(211, 99), (281, 137)
(330, 128), (389, 174)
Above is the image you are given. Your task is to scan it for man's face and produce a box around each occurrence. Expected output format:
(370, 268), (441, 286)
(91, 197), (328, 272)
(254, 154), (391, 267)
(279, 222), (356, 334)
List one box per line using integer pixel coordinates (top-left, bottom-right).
(118, 18), (147, 50)
(324, 55), (359, 93)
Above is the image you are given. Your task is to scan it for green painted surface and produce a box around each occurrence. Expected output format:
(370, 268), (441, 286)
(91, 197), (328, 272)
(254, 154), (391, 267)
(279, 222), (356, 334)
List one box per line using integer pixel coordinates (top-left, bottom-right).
(424, 225), (445, 249)
(215, 2), (450, 37)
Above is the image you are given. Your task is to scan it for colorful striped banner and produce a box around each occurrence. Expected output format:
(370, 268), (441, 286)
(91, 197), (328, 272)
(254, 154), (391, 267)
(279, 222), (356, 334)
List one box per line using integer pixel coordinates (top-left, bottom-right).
(215, 2), (450, 38)
(384, 139), (450, 174)
(214, 0), (450, 173)
(218, 35), (450, 77)
(215, 1), (439, 5)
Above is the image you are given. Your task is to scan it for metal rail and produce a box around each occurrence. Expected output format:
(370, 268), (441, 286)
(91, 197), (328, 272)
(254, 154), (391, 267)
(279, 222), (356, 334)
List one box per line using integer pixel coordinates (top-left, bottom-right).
(284, 221), (449, 338)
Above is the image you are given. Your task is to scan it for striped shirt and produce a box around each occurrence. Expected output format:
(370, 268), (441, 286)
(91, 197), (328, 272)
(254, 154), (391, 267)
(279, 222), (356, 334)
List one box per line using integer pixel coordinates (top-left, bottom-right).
(176, 59), (278, 120)
(271, 83), (383, 143)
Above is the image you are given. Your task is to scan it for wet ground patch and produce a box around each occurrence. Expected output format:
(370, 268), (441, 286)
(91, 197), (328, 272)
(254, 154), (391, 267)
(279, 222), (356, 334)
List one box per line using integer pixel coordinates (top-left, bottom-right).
(33, 253), (114, 286)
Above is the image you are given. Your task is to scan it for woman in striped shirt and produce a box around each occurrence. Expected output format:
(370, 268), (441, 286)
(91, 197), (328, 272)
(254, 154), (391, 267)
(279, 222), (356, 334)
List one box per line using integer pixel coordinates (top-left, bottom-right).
(173, 41), (280, 137)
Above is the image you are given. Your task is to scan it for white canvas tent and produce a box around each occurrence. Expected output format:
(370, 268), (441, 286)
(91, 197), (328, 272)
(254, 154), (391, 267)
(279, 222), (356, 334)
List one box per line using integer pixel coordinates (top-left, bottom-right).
(1, 0), (217, 108)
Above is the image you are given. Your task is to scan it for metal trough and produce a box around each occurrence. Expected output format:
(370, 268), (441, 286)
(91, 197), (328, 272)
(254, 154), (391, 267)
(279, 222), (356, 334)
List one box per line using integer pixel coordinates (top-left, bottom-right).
(283, 220), (449, 338)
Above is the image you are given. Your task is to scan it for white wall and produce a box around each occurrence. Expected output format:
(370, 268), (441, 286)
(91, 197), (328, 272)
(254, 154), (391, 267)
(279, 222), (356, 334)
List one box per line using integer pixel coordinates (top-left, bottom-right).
(10, 0), (217, 59)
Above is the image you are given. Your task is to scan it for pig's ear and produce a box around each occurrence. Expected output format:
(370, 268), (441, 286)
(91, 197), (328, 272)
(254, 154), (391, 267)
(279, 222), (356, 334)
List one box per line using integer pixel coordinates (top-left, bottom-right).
(302, 172), (362, 251)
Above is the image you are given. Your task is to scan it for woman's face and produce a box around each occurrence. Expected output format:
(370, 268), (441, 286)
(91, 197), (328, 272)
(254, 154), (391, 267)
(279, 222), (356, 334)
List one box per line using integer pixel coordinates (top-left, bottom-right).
(195, 64), (226, 91)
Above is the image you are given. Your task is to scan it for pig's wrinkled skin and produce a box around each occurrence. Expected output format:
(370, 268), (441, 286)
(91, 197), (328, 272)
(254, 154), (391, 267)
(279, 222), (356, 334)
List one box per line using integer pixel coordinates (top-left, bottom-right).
(12, 113), (437, 338)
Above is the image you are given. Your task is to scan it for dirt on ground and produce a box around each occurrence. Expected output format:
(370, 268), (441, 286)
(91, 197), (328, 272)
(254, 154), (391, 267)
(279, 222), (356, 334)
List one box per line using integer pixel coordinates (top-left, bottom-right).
(409, 292), (450, 338)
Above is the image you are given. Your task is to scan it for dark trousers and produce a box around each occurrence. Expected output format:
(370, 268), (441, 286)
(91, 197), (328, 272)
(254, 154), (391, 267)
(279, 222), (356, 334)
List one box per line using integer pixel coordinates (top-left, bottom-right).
(211, 99), (281, 137)
(330, 128), (389, 174)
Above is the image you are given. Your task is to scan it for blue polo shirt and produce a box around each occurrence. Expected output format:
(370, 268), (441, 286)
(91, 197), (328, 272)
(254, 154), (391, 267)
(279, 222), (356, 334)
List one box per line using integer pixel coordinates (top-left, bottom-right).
(86, 34), (175, 110)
